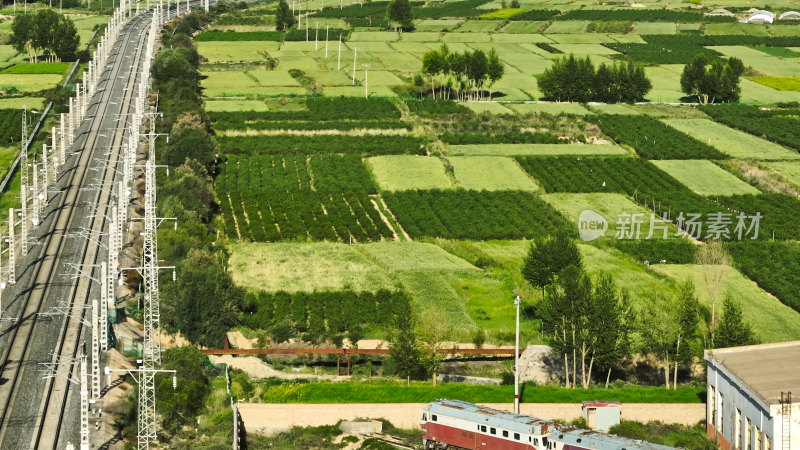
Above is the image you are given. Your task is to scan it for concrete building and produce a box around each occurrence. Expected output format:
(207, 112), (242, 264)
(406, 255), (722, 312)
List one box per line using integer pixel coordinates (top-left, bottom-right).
(706, 341), (800, 450)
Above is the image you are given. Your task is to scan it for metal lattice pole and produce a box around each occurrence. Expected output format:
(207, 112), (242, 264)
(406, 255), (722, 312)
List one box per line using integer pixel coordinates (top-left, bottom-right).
(91, 298), (101, 400)
(80, 351), (90, 450)
(7, 209), (15, 285)
(101, 260), (110, 351)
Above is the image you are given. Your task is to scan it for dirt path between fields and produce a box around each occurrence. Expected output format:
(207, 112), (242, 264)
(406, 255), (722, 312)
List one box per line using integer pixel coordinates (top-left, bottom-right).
(239, 402), (705, 435)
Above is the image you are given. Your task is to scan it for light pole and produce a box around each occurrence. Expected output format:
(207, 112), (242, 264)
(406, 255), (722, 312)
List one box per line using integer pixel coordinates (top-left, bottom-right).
(363, 64), (370, 99)
(514, 295), (520, 415)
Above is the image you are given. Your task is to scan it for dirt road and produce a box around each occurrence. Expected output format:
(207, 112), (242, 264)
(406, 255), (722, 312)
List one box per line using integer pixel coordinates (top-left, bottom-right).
(239, 402), (705, 435)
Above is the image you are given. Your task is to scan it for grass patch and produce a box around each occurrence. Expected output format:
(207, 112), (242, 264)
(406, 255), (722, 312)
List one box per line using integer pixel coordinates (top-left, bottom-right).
(662, 119), (800, 160)
(0, 74), (63, 92)
(543, 193), (682, 241)
(449, 143), (628, 156)
(259, 379), (705, 403)
(1, 62), (71, 74)
(397, 270), (477, 340)
(0, 97), (45, 109)
(450, 156), (539, 191)
(480, 8), (523, 19)
(651, 264), (800, 344)
(359, 242), (478, 271)
(767, 161), (800, 185)
(367, 156), (454, 191)
(227, 242), (396, 293)
(651, 160), (760, 196)
(748, 76), (800, 91)
(204, 99), (270, 112)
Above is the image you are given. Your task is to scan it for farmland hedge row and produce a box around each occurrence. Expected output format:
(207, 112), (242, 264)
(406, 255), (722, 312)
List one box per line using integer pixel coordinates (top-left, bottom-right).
(610, 239), (698, 264)
(0, 109), (22, 144)
(440, 131), (561, 145)
(558, 9), (703, 22)
(726, 241), (800, 313)
(196, 30), (284, 41)
(217, 134), (423, 155)
(413, 0), (490, 18)
(699, 104), (800, 152)
(211, 117), (410, 132)
(606, 35), (800, 64)
(405, 99), (474, 117)
(242, 289), (410, 342)
(508, 9), (560, 20)
(210, 97), (401, 122)
(517, 156), (800, 240)
(383, 190), (571, 240)
(594, 114), (727, 159)
(535, 42), (562, 54)
(216, 154), (393, 242)
(285, 28), (349, 41)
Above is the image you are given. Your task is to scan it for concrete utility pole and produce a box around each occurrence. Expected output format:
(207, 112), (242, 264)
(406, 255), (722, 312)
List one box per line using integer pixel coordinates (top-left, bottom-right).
(352, 47), (357, 85)
(514, 295), (521, 415)
(8, 209), (15, 285)
(80, 350), (90, 450)
(20, 106), (29, 256)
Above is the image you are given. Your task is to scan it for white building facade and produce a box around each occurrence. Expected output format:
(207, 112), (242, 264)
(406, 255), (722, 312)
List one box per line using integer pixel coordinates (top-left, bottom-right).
(706, 341), (800, 450)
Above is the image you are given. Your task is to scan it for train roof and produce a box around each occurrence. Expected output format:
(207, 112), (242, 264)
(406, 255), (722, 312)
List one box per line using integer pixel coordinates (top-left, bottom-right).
(548, 428), (676, 450)
(424, 399), (554, 435)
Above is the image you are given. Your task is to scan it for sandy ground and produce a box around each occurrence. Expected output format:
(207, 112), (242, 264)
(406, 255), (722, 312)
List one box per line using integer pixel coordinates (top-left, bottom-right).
(239, 402), (705, 435)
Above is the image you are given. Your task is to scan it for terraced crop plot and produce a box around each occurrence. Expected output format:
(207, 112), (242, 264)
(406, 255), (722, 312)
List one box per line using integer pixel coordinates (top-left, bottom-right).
(217, 134), (422, 155)
(653, 264), (800, 343)
(228, 242), (396, 292)
(367, 155), (454, 191)
(699, 104), (800, 152)
(651, 160), (760, 196)
(0, 74), (63, 93)
(216, 154), (393, 242)
(450, 143), (628, 156)
(201, 70), (302, 97)
(197, 41), (281, 62)
(595, 114), (726, 160)
(662, 119), (800, 160)
(450, 156), (539, 191)
(382, 190), (570, 239)
(767, 161), (800, 185)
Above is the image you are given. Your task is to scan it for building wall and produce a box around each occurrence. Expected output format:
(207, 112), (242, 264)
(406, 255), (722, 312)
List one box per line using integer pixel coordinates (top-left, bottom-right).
(707, 360), (774, 449)
(768, 403), (800, 450)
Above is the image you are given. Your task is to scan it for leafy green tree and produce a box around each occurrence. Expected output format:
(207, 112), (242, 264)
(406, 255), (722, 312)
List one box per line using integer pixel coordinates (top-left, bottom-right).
(159, 159), (216, 223)
(592, 276), (634, 388)
(639, 293), (677, 389)
(276, 0), (296, 31)
(386, 0), (413, 31)
(486, 48), (504, 101)
(715, 295), (757, 349)
(538, 54), (595, 102)
(386, 301), (428, 380)
(171, 248), (244, 347)
(156, 347), (211, 434)
(680, 54), (744, 104)
(421, 48), (445, 99)
(163, 127), (217, 172)
(9, 14), (36, 61)
(10, 10), (79, 62)
(673, 279), (700, 389)
(522, 230), (582, 298)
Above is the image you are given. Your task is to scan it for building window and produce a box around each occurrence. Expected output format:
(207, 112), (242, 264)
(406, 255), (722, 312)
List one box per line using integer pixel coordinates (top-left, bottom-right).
(480, 425), (486, 433)
(432, 415), (437, 422)
(708, 385), (716, 429)
(502, 430), (508, 438)
(746, 418), (752, 450)
(490, 428), (496, 435)
(514, 433), (520, 440)
(755, 426), (762, 450)
(736, 409), (742, 449)
(719, 393), (724, 434)
(766, 435), (771, 450)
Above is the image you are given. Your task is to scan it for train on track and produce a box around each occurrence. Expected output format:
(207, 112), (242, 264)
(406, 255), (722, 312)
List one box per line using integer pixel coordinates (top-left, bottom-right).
(421, 400), (676, 450)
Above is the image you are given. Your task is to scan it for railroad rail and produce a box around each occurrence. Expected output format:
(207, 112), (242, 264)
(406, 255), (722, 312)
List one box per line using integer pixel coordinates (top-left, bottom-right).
(0, 11), (153, 449)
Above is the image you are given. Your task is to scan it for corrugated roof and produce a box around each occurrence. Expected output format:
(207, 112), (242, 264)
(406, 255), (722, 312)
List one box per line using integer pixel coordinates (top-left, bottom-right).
(424, 400), (553, 435)
(549, 428), (676, 450)
(706, 341), (800, 405)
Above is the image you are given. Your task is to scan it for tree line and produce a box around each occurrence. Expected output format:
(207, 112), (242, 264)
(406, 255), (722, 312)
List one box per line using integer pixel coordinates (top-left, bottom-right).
(680, 53), (744, 104)
(523, 232), (756, 389)
(420, 44), (505, 102)
(537, 54), (652, 103)
(10, 9), (80, 62)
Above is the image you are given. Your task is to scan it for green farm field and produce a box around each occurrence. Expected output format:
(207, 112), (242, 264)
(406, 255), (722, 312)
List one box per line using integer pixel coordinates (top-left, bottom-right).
(450, 156), (540, 191)
(662, 119), (800, 160)
(367, 155), (454, 191)
(0, 74), (63, 93)
(651, 160), (760, 195)
(449, 143), (629, 156)
(767, 161), (800, 185)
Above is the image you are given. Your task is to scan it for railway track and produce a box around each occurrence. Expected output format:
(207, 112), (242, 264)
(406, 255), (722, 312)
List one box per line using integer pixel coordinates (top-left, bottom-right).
(0, 11), (153, 449)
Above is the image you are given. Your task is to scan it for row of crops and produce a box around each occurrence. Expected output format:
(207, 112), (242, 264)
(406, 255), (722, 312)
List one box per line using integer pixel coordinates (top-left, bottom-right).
(217, 135), (424, 155)
(606, 35), (800, 64)
(216, 154), (393, 242)
(593, 114), (726, 160)
(241, 289), (409, 342)
(700, 104), (800, 152)
(383, 190), (570, 240)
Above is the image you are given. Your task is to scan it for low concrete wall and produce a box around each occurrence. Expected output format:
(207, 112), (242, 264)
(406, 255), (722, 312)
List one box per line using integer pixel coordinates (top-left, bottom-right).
(239, 402), (706, 435)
